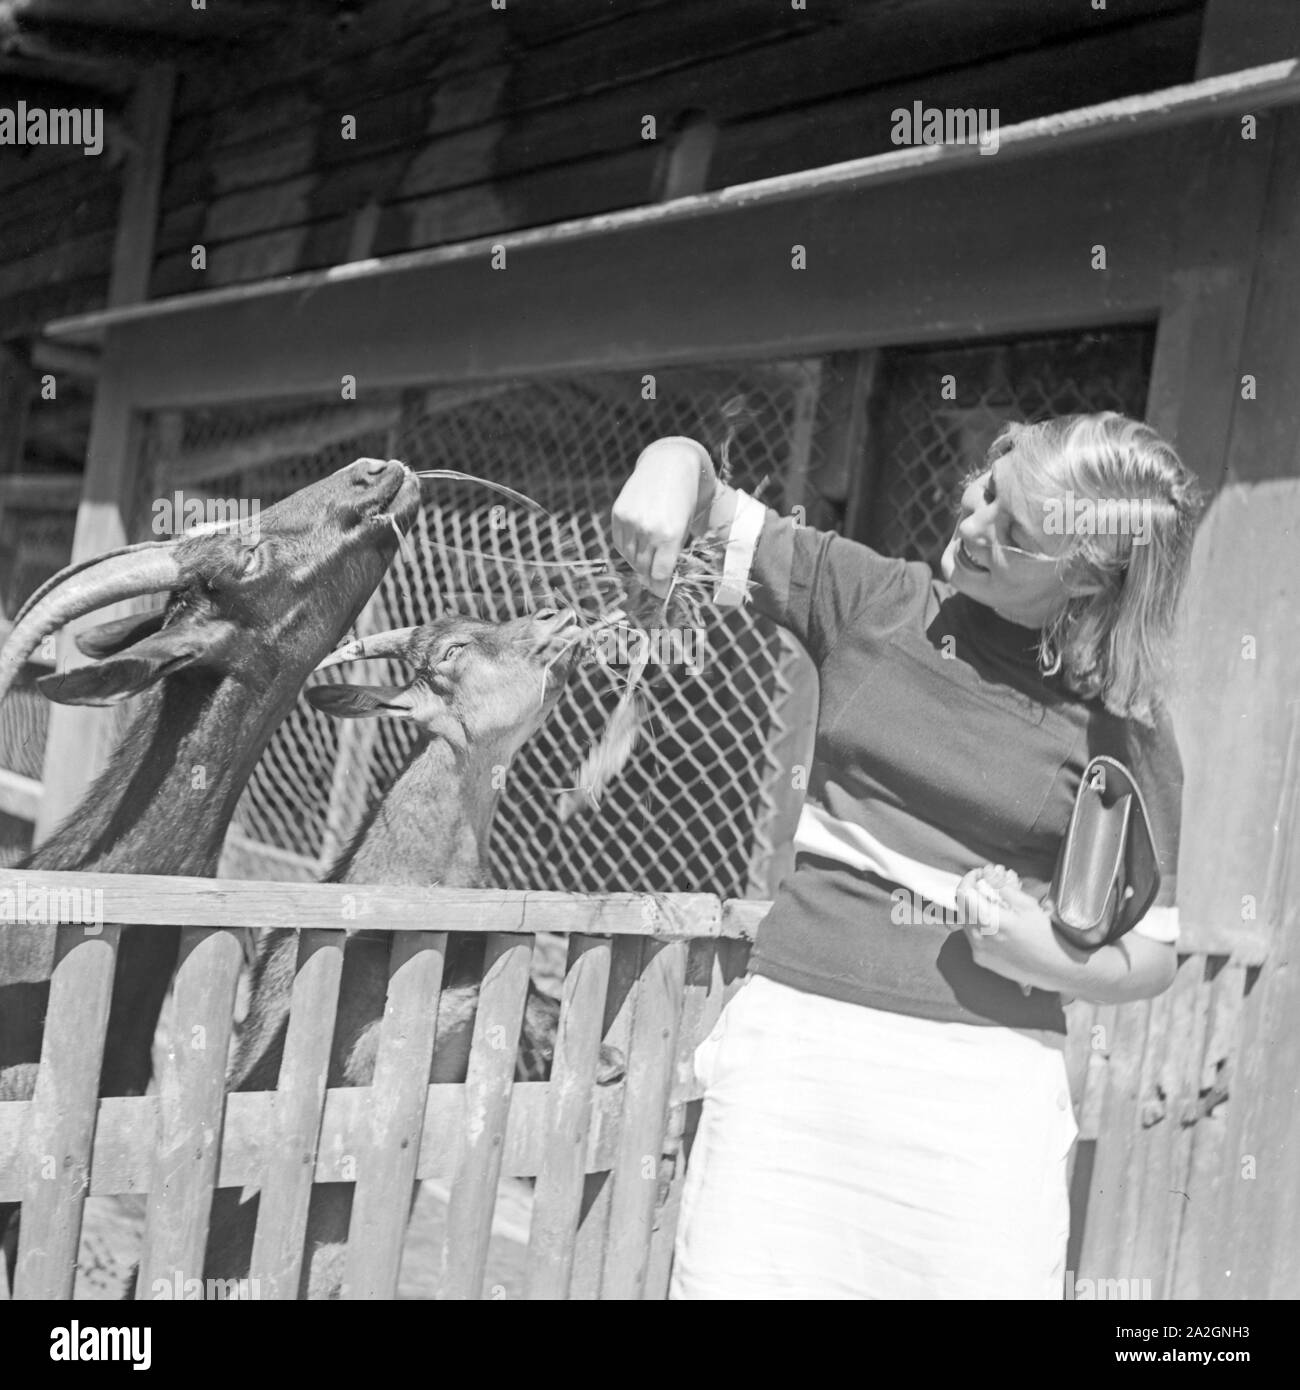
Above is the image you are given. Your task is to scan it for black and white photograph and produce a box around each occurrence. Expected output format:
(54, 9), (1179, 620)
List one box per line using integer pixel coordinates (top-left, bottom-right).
(0, 0), (1295, 1342)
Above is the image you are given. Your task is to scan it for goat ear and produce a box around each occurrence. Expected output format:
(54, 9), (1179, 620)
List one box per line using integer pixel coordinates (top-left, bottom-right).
(74, 608), (168, 659)
(304, 683), (415, 720)
(36, 627), (205, 706)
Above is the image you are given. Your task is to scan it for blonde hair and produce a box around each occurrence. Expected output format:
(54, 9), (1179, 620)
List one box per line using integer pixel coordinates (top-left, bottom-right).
(974, 413), (1203, 724)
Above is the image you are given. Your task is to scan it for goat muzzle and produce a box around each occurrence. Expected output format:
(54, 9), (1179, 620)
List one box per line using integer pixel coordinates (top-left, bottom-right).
(0, 544), (184, 705)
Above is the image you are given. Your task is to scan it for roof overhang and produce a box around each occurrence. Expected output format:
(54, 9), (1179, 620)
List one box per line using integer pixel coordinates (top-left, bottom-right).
(45, 59), (1300, 406)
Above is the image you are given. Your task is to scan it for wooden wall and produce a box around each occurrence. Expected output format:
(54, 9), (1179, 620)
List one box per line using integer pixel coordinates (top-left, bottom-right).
(0, 0), (1205, 337)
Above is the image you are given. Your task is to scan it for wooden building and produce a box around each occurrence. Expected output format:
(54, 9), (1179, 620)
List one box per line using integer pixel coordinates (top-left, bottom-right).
(0, 0), (1297, 1297)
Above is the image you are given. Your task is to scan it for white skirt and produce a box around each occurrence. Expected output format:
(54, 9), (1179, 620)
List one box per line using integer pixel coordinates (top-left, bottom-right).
(669, 975), (1078, 1300)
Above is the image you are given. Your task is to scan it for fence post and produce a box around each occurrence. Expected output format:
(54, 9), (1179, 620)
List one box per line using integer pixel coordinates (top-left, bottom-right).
(136, 924), (244, 1299)
(599, 927), (691, 1299)
(12, 924), (121, 1299)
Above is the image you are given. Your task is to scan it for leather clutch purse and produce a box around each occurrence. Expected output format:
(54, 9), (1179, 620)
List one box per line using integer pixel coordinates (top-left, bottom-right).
(1048, 755), (1160, 949)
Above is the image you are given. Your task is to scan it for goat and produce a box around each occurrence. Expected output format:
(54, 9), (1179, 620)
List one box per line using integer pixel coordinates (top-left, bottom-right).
(0, 457), (421, 1279)
(204, 606), (623, 1297)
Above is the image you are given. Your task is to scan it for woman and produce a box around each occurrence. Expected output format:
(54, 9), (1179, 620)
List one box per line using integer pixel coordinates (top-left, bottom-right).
(610, 412), (1202, 1300)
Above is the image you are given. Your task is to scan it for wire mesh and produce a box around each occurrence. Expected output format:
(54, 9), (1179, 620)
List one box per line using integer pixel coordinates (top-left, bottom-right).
(863, 328), (1156, 567)
(164, 365), (821, 899)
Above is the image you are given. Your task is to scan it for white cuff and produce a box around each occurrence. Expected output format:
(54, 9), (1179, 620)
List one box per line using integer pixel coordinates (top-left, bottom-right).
(1131, 904), (1179, 944)
(713, 490), (767, 608)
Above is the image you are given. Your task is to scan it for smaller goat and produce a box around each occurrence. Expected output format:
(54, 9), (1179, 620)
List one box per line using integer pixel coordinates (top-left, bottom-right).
(206, 606), (622, 1297)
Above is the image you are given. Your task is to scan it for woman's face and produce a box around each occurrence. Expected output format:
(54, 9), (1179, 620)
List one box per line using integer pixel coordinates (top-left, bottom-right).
(939, 446), (1073, 629)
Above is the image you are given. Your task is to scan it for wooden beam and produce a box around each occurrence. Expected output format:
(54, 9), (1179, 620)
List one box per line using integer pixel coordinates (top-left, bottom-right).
(0, 868), (734, 937)
(105, 65), (173, 307)
(0, 766), (40, 821)
(33, 66), (173, 842)
(1105, 0), (1300, 1302)
(28, 338), (100, 380)
(50, 56), (1300, 352)
(0, 1075), (634, 1203)
(56, 123), (1190, 409)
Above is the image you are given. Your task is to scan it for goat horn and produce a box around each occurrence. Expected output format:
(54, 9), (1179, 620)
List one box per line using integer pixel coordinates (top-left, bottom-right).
(0, 547), (184, 705)
(315, 626), (418, 670)
(13, 539), (180, 626)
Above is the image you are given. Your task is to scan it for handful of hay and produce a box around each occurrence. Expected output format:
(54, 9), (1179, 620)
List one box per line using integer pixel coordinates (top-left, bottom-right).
(557, 528), (745, 821)
(411, 456), (766, 822)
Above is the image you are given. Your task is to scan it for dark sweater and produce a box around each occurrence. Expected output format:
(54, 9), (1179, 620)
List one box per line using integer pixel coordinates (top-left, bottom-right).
(741, 503), (1182, 1032)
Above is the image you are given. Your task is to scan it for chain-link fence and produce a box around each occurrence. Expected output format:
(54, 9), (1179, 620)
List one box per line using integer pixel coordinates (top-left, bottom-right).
(150, 364), (822, 900)
(863, 328), (1155, 567)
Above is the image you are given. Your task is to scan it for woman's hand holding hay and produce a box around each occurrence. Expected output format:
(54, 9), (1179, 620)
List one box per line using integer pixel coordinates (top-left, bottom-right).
(612, 436), (721, 598)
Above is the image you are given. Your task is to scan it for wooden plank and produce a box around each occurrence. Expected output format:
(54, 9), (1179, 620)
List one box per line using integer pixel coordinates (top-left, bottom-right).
(64, 124), (1186, 406)
(567, 934), (643, 1300)
(642, 935), (720, 1298)
(1076, 999), (1152, 1282)
(524, 934), (612, 1299)
(0, 230), (116, 302)
(0, 869), (730, 937)
(0, 160), (117, 245)
(247, 928), (345, 1300)
(342, 929), (447, 1299)
(135, 924), (243, 1298)
(599, 938), (688, 1299)
(172, 1), (461, 120)
(1126, 953), (1211, 1298)
(32, 68), (175, 842)
(1197, 721), (1300, 1296)
(438, 931), (532, 1300)
(710, 11), (1202, 190)
(719, 898), (768, 941)
(10, 924), (120, 1298)
(1168, 961), (1247, 1297)
(0, 1079), (641, 1202)
(108, 66), (176, 309)
(164, 0), (1193, 196)
(1159, 955), (1216, 1295)
(0, 768), (40, 822)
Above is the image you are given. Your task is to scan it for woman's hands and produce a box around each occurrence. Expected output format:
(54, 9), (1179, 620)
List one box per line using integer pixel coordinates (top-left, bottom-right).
(954, 863), (1177, 1004)
(955, 866), (1057, 992)
(610, 437), (716, 598)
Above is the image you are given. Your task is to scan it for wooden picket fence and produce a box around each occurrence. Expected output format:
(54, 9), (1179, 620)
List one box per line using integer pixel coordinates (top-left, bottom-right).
(0, 868), (756, 1300)
(0, 867), (1280, 1299)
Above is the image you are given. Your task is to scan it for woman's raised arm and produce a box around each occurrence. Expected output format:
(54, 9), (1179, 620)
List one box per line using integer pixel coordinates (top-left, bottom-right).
(610, 435), (740, 597)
